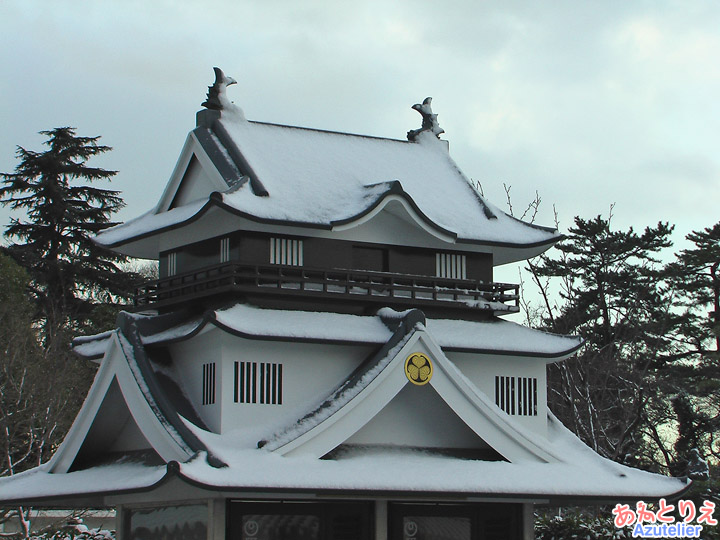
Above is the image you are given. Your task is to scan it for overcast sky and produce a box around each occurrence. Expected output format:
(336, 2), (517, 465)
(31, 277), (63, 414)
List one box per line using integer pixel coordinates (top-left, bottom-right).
(1, 1), (719, 260)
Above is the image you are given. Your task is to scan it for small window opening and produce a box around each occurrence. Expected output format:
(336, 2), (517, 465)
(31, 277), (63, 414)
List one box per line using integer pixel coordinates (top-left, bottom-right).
(220, 237), (231, 263)
(436, 252), (466, 279)
(167, 251), (178, 276)
(202, 362), (216, 405)
(235, 361), (283, 405)
(270, 237), (303, 266)
(495, 375), (537, 416)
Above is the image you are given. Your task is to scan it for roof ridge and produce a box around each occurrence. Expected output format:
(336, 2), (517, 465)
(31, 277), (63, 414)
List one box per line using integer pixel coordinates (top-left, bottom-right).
(247, 120), (409, 144)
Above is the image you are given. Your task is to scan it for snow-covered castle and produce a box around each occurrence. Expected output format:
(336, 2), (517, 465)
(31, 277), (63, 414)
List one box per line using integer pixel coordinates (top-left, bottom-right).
(0, 69), (686, 540)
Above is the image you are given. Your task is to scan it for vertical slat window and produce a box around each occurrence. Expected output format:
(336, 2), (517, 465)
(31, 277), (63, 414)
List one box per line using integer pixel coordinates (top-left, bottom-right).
(495, 376), (537, 416)
(202, 362), (216, 406)
(260, 363), (266, 403)
(250, 362), (257, 404)
(233, 360), (239, 403)
(235, 361), (283, 405)
(510, 377), (516, 415)
(220, 237), (230, 263)
(271, 363), (277, 405)
(505, 376), (513, 414)
(265, 363), (271, 403)
(270, 237), (303, 266)
(167, 251), (178, 276)
(436, 253), (467, 279)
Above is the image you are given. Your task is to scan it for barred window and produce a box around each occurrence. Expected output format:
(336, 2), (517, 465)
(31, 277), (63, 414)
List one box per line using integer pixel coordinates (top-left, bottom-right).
(220, 237), (230, 263)
(235, 361), (283, 405)
(167, 251), (178, 276)
(202, 362), (216, 406)
(270, 237), (303, 266)
(495, 375), (537, 416)
(436, 252), (466, 279)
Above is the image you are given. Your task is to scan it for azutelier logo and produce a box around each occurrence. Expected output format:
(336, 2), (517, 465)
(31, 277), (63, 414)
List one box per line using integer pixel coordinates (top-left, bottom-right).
(612, 499), (717, 538)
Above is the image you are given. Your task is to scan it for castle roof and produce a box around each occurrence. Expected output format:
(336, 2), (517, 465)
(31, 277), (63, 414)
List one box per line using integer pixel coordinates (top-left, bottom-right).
(95, 110), (560, 261)
(0, 307), (686, 507)
(74, 304), (582, 361)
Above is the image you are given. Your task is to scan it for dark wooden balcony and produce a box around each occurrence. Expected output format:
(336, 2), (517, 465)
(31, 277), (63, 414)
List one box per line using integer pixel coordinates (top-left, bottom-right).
(134, 263), (520, 315)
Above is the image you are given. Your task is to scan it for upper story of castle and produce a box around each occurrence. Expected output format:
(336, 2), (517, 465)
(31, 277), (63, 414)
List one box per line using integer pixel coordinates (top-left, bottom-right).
(95, 69), (561, 318)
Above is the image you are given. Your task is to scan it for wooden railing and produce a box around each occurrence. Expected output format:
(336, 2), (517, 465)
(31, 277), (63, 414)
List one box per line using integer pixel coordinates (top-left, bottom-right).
(134, 263), (520, 312)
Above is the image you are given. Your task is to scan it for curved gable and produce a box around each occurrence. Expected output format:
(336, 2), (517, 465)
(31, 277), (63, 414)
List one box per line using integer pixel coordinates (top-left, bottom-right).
(49, 333), (195, 473)
(266, 328), (560, 463)
(331, 183), (457, 243)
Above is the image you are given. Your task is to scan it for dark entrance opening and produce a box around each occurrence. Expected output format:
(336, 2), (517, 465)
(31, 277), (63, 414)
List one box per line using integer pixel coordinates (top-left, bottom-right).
(352, 246), (389, 273)
(227, 500), (373, 540)
(389, 503), (522, 540)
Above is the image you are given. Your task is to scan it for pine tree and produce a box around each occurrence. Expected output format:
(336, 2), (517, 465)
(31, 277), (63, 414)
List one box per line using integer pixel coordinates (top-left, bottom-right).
(667, 223), (720, 469)
(0, 127), (139, 335)
(530, 215), (680, 467)
(672, 222), (720, 356)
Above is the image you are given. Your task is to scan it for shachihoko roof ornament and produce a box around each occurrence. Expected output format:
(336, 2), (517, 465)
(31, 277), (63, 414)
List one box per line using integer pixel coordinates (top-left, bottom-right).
(407, 97), (445, 141)
(201, 67), (237, 110)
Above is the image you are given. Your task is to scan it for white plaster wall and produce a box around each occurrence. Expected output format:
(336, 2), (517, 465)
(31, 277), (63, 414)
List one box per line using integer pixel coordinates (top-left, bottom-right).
(109, 414), (154, 452)
(330, 199), (459, 250)
(155, 207), (237, 253)
(154, 203), (496, 257)
(172, 159), (216, 207)
(169, 327), (374, 437)
(346, 384), (490, 448)
(219, 333), (373, 436)
(168, 327), (223, 433)
(447, 352), (548, 437)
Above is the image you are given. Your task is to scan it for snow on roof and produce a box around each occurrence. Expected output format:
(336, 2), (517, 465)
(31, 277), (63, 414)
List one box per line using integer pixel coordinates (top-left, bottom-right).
(258, 319), (569, 463)
(0, 417), (688, 505)
(0, 461), (166, 506)
(95, 115), (560, 249)
(219, 118), (557, 244)
(94, 200), (206, 247)
(210, 304), (581, 357)
(72, 330), (116, 360)
(5, 308), (681, 505)
(212, 303), (395, 343)
(73, 305), (580, 360)
(262, 319), (418, 453)
(170, 413), (686, 500)
(426, 318), (582, 358)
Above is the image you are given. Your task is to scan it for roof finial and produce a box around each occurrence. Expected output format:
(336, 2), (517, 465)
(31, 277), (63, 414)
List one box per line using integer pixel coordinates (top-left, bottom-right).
(407, 97), (445, 142)
(202, 67), (238, 112)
